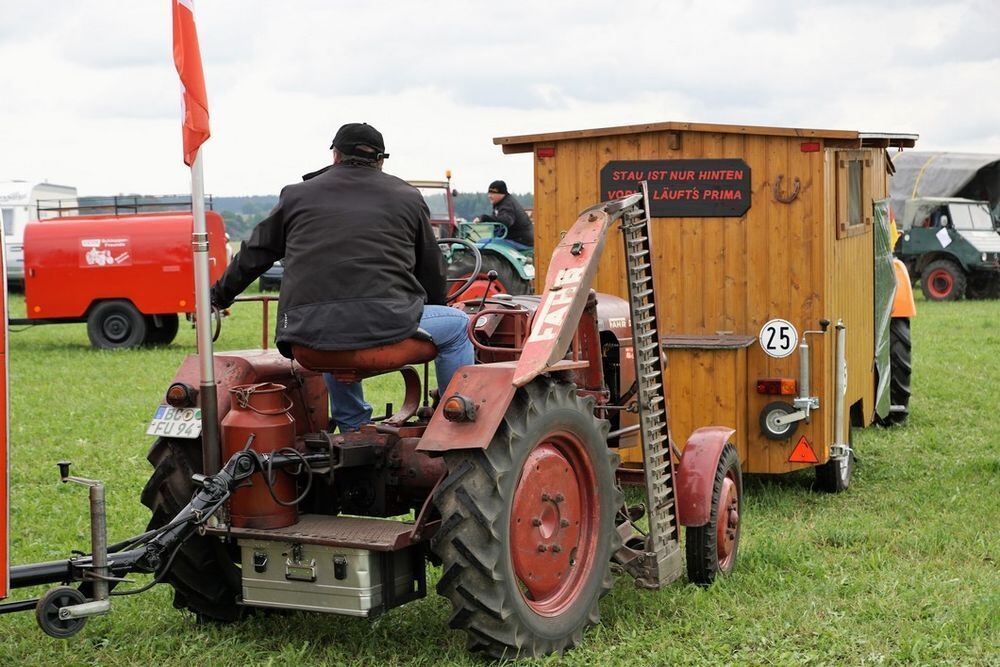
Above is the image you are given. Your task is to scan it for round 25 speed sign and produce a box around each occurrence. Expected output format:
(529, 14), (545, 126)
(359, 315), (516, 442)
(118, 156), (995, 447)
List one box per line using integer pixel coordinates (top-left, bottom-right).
(758, 319), (798, 358)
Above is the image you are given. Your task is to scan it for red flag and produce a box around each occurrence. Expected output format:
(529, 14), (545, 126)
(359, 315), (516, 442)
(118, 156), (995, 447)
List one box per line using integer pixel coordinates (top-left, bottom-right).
(172, 0), (210, 166)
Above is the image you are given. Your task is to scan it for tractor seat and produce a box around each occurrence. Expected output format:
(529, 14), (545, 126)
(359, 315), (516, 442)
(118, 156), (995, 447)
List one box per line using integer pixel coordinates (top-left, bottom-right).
(292, 329), (438, 382)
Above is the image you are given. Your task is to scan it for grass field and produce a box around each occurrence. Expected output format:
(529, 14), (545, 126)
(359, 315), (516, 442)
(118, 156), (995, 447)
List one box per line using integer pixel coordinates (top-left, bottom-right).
(1, 290), (997, 665)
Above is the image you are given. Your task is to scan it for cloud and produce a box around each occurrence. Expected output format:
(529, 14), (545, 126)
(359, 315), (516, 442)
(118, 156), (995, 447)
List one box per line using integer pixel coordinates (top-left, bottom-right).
(0, 0), (998, 199)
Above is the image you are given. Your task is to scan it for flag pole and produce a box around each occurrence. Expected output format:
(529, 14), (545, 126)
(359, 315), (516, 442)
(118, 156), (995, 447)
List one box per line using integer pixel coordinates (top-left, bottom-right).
(190, 149), (220, 475)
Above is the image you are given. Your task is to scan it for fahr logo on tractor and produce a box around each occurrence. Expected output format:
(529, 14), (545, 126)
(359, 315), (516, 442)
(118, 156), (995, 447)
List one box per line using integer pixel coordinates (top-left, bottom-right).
(0, 193), (743, 659)
(8, 198), (228, 349)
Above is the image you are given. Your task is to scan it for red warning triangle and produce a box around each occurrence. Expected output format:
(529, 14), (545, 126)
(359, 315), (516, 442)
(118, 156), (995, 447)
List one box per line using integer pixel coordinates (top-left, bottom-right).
(788, 436), (819, 464)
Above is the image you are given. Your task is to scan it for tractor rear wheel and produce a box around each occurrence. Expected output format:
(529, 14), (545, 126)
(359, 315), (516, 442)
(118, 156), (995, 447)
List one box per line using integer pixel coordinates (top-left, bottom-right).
(431, 379), (621, 659)
(447, 251), (531, 301)
(143, 314), (180, 346)
(966, 272), (1000, 299)
(685, 443), (741, 585)
(920, 259), (965, 301)
(140, 437), (242, 621)
(875, 317), (912, 427)
(87, 300), (147, 349)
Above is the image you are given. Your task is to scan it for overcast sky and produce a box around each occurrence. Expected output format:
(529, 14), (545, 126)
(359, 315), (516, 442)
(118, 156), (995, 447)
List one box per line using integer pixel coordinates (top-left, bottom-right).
(1, 0), (997, 197)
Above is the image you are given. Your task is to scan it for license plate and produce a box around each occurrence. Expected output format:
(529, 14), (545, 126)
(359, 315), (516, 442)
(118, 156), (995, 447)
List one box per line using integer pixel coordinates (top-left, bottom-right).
(146, 405), (203, 439)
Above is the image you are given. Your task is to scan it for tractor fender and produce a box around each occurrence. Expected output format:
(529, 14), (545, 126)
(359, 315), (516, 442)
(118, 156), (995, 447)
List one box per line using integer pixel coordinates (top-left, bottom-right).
(417, 363), (518, 453)
(481, 244), (534, 281)
(675, 426), (737, 527)
(165, 350), (328, 436)
(891, 258), (917, 318)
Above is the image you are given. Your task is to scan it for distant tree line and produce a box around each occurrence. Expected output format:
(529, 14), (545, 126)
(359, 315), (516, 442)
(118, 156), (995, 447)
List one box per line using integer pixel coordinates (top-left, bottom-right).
(215, 192), (534, 241)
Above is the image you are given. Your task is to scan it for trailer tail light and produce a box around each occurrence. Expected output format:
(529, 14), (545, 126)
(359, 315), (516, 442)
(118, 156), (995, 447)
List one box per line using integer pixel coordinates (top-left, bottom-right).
(442, 394), (477, 422)
(166, 382), (198, 408)
(756, 377), (797, 396)
(536, 146), (556, 158)
(800, 141), (821, 152)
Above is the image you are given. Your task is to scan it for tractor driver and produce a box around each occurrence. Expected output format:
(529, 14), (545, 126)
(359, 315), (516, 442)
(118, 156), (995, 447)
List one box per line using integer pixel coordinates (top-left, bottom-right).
(475, 180), (534, 248)
(210, 122), (474, 432)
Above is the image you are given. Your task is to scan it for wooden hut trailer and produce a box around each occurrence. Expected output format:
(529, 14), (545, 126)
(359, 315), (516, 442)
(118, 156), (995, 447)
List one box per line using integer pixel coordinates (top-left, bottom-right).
(494, 121), (917, 487)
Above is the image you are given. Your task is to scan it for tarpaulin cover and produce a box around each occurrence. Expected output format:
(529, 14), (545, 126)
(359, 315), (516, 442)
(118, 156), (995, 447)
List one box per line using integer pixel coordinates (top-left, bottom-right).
(890, 151), (1000, 229)
(873, 199), (895, 420)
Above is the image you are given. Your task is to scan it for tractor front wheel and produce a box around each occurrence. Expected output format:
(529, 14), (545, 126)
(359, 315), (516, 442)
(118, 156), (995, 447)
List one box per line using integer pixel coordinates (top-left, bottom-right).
(140, 437), (243, 621)
(431, 379), (621, 659)
(685, 443), (742, 585)
(447, 251), (531, 301)
(87, 300), (147, 349)
(921, 259), (965, 301)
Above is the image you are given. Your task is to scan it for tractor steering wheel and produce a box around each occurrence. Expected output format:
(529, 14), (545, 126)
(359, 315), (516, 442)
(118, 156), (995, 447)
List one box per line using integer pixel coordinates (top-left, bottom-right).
(439, 237), (482, 303)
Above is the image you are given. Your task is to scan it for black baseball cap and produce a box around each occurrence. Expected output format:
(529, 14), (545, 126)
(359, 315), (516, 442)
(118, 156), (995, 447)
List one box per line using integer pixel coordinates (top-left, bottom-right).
(330, 122), (389, 159)
(488, 180), (508, 194)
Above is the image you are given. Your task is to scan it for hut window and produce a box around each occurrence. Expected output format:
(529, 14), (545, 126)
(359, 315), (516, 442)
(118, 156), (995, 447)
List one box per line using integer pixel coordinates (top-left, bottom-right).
(836, 150), (872, 239)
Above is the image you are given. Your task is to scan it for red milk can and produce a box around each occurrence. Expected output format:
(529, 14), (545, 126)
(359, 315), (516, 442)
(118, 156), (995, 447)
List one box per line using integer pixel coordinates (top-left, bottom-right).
(222, 382), (298, 529)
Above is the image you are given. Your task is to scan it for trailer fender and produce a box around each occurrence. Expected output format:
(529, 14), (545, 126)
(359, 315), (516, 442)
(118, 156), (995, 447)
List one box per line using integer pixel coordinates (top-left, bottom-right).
(417, 364), (517, 453)
(675, 426), (737, 527)
(891, 258), (917, 318)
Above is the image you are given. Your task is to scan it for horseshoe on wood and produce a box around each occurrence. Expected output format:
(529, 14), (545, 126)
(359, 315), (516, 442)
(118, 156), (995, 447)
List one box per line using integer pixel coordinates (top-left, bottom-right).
(773, 174), (800, 203)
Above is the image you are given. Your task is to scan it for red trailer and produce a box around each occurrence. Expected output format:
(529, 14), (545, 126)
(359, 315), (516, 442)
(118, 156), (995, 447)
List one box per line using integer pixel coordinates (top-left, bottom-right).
(17, 211), (228, 348)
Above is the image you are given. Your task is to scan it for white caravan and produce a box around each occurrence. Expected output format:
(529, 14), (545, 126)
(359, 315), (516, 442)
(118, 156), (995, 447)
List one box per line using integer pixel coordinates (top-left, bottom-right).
(0, 180), (78, 284)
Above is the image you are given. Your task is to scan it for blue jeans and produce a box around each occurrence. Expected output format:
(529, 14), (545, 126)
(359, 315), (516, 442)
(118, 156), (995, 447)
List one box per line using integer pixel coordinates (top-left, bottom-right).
(324, 305), (474, 432)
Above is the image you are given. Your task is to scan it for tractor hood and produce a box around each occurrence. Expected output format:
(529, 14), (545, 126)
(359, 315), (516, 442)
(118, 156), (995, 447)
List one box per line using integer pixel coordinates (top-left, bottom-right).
(956, 229), (1000, 254)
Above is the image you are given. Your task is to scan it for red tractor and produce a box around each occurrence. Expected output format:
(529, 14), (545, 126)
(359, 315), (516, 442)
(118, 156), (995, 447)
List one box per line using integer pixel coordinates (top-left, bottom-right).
(3, 192), (742, 659)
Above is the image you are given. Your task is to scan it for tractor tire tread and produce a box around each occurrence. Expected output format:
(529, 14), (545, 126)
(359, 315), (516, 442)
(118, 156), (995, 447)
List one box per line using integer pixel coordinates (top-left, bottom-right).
(141, 437), (243, 622)
(431, 378), (621, 659)
(685, 443), (740, 585)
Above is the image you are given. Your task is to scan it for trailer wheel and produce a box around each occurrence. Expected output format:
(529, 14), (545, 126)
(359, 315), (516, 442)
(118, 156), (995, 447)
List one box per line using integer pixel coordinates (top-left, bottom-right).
(87, 300), (147, 349)
(876, 317), (912, 427)
(920, 259), (965, 301)
(685, 443), (741, 585)
(143, 314), (180, 346)
(140, 437), (243, 621)
(447, 251), (531, 300)
(431, 379), (621, 659)
(815, 429), (855, 493)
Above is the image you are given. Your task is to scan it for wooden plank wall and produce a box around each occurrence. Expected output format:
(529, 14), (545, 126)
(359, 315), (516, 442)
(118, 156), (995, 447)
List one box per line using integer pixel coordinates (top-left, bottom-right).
(821, 148), (883, 444)
(533, 130), (840, 473)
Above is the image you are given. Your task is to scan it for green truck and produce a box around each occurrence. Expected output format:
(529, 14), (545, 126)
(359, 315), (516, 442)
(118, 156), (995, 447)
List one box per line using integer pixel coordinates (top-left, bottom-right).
(895, 197), (1000, 300)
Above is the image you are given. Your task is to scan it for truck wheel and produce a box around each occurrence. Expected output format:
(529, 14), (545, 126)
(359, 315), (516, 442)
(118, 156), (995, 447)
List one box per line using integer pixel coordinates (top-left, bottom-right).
(143, 314), (180, 346)
(447, 251), (531, 301)
(966, 272), (1000, 300)
(877, 317), (912, 427)
(815, 429), (855, 493)
(685, 443), (741, 585)
(87, 300), (147, 349)
(431, 379), (621, 659)
(920, 259), (965, 301)
(140, 437), (243, 622)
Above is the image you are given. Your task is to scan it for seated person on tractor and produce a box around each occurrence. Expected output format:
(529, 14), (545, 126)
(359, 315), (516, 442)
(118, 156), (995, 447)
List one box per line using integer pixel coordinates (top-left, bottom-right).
(210, 122), (474, 432)
(476, 179), (534, 249)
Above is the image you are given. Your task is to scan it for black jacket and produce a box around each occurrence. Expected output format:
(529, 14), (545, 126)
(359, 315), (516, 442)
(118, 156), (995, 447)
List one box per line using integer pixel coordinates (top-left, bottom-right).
(211, 163), (446, 357)
(480, 194), (534, 246)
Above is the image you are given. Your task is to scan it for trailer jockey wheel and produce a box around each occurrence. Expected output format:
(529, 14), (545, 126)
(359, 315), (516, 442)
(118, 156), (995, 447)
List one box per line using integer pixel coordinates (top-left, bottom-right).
(431, 378), (622, 659)
(815, 428), (855, 493)
(36, 586), (88, 638)
(686, 443), (742, 585)
(87, 299), (148, 349)
(759, 401), (799, 441)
